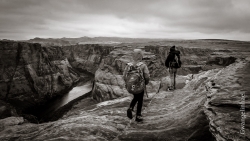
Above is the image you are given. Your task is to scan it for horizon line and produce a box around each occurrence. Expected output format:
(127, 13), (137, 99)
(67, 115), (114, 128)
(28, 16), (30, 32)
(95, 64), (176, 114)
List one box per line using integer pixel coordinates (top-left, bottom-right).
(1, 36), (249, 42)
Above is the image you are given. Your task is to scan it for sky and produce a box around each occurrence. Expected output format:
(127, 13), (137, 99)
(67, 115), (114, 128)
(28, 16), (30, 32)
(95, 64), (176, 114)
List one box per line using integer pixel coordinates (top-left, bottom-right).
(0, 0), (250, 41)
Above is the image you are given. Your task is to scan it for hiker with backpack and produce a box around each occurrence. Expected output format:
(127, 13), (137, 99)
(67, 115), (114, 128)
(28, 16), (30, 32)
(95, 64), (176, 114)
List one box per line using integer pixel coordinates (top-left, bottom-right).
(123, 49), (150, 122)
(165, 46), (181, 90)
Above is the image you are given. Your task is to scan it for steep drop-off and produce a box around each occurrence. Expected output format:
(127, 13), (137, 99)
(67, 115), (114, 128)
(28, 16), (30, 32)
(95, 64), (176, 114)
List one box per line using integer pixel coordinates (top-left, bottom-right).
(0, 41), (246, 141)
(0, 42), (117, 121)
(0, 41), (80, 117)
(0, 58), (248, 141)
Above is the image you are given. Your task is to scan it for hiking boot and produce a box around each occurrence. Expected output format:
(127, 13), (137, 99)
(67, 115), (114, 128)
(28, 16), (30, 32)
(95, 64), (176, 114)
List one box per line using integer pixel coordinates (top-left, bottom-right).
(168, 87), (173, 91)
(135, 115), (143, 122)
(127, 108), (133, 119)
(168, 86), (175, 91)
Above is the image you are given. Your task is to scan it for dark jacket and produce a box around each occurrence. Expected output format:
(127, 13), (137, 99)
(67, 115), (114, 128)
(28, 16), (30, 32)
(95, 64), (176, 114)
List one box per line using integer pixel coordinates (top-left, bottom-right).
(165, 50), (181, 68)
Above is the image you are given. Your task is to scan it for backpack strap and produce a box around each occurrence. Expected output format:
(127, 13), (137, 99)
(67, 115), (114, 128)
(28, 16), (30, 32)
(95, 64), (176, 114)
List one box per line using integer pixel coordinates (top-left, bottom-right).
(124, 63), (132, 80)
(126, 62), (143, 70)
(169, 53), (180, 68)
(136, 62), (145, 80)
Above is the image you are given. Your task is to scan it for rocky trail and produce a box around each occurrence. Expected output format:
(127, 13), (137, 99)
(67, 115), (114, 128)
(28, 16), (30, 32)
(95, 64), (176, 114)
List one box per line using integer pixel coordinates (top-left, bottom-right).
(113, 81), (213, 140)
(0, 85), (208, 141)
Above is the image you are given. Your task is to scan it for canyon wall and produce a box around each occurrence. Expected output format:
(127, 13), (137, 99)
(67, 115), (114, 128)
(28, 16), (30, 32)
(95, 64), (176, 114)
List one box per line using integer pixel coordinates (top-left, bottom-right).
(0, 42), (116, 119)
(0, 41), (80, 115)
(62, 44), (114, 75)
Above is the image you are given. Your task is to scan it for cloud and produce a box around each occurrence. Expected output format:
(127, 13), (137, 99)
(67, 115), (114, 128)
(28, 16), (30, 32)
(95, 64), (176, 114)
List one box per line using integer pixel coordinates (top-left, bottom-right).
(0, 0), (249, 40)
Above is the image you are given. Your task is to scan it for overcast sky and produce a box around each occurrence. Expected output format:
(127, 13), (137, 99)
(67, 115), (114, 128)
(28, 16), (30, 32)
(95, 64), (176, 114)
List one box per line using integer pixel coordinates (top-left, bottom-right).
(0, 0), (250, 41)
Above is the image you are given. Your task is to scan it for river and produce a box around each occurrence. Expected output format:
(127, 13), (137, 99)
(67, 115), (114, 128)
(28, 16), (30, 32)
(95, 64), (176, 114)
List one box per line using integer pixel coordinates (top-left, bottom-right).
(37, 81), (93, 122)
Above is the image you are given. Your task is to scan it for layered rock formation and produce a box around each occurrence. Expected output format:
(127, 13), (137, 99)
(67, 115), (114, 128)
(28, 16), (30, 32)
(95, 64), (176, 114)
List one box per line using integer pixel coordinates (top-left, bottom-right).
(0, 40), (248, 140)
(62, 44), (114, 75)
(1, 40), (236, 108)
(0, 41), (79, 113)
(204, 58), (250, 141)
(1, 58), (247, 141)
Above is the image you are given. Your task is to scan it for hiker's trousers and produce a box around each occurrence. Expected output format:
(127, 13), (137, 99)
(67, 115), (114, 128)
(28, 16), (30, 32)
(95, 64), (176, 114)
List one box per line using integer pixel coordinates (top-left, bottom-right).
(169, 68), (177, 89)
(130, 91), (144, 116)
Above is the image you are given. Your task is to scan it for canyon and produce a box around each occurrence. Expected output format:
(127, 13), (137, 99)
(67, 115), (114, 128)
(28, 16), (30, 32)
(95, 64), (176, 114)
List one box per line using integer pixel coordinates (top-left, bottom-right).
(0, 39), (249, 141)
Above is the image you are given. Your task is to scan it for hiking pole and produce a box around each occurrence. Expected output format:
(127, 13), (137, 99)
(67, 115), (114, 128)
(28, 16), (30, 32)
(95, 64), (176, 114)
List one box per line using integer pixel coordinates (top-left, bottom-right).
(144, 82), (149, 98)
(156, 77), (163, 94)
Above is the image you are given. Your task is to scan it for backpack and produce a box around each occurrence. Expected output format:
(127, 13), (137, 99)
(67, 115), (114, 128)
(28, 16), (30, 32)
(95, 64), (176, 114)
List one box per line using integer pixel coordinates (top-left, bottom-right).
(165, 51), (181, 68)
(124, 62), (145, 94)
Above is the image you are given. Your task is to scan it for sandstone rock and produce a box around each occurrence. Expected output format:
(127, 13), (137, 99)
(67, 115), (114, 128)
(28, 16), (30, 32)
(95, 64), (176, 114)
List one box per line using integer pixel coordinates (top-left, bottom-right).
(0, 59), (248, 141)
(0, 117), (24, 132)
(92, 82), (129, 102)
(0, 40), (248, 140)
(62, 44), (114, 75)
(204, 58), (250, 141)
(0, 41), (79, 112)
(0, 64), (220, 141)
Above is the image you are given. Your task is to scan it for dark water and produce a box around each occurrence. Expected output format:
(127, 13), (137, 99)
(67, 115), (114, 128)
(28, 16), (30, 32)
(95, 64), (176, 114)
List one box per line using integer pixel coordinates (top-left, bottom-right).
(38, 81), (92, 121)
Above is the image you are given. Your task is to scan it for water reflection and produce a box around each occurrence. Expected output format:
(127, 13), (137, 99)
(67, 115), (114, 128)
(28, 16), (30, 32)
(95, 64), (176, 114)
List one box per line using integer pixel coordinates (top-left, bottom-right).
(58, 82), (92, 110)
(40, 81), (92, 117)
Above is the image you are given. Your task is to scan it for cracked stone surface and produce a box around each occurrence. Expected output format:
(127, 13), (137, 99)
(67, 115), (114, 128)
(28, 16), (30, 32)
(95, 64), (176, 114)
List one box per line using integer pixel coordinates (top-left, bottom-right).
(0, 61), (226, 141)
(204, 58), (250, 141)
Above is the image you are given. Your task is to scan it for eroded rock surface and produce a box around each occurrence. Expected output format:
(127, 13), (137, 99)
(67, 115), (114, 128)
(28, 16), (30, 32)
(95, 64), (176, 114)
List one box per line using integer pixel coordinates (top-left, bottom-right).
(0, 40), (249, 140)
(0, 41), (79, 112)
(0, 58), (248, 141)
(62, 44), (114, 75)
(204, 58), (250, 141)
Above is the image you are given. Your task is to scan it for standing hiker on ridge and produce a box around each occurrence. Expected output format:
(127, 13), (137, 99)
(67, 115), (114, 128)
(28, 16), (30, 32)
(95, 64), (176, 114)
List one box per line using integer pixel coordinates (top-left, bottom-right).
(123, 49), (150, 122)
(165, 45), (181, 90)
